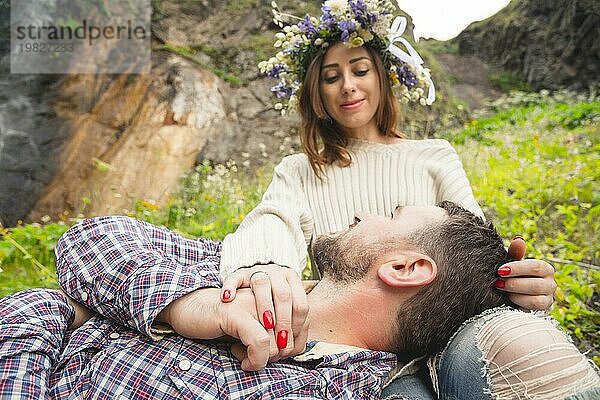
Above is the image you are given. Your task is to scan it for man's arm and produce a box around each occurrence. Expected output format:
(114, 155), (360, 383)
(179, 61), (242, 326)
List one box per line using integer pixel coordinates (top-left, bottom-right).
(0, 289), (74, 399)
(55, 216), (222, 339)
(157, 287), (274, 371)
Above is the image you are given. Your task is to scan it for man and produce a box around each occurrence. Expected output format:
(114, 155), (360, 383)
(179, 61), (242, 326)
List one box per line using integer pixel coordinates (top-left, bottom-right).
(1, 202), (598, 399)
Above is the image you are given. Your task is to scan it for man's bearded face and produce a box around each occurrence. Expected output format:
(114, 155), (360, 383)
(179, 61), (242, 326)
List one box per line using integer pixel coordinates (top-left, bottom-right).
(311, 231), (377, 283)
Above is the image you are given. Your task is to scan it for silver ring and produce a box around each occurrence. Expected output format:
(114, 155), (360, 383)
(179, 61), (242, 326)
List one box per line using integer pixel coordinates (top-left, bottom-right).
(249, 270), (269, 281)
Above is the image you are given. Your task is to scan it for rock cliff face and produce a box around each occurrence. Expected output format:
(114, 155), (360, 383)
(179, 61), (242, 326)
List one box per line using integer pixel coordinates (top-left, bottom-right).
(457, 0), (600, 90)
(28, 57), (226, 220)
(1, 1), (300, 225)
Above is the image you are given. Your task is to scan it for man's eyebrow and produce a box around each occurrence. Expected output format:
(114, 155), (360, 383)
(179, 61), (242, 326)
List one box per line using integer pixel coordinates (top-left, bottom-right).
(321, 57), (372, 70)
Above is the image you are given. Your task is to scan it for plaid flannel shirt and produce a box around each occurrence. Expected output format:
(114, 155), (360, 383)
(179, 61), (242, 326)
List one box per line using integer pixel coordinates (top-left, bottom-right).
(0, 216), (396, 399)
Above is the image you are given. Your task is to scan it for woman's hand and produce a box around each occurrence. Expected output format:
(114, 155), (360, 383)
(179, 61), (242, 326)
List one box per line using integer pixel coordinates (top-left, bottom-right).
(495, 236), (557, 310)
(220, 264), (310, 362)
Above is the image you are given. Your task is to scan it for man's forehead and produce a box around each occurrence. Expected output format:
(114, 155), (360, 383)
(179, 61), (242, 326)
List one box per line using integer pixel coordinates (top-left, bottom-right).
(395, 205), (446, 222)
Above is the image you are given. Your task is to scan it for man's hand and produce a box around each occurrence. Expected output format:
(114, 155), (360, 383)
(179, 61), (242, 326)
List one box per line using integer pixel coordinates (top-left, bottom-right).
(220, 264), (310, 362)
(157, 288), (277, 371)
(495, 236), (557, 310)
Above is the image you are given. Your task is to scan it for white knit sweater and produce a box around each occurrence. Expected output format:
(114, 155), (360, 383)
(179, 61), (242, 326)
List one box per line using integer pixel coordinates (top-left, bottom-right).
(220, 138), (483, 278)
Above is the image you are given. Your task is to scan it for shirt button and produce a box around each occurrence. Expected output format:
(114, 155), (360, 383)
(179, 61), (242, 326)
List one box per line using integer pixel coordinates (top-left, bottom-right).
(178, 358), (192, 371)
(198, 270), (209, 277)
(80, 291), (89, 302)
(109, 332), (120, 340)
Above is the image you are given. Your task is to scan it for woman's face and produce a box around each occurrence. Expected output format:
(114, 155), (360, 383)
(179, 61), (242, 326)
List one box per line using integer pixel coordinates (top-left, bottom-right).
(319, 43), (381, 137)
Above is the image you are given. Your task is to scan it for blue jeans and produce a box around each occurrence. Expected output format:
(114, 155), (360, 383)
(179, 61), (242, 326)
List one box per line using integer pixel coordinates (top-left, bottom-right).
(382, 308), (600, 400)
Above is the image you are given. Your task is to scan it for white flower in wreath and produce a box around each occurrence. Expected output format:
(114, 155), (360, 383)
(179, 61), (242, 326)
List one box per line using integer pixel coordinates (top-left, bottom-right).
(324, 0), (349, 17)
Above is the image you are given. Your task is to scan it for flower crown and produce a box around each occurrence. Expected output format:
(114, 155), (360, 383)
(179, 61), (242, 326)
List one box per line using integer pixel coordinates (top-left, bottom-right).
(258, 0), (436, 115)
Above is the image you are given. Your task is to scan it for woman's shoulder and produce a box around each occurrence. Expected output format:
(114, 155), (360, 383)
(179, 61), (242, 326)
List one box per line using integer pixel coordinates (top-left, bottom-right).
(275, 153), (312, 174)
(400, 138), (454, 150)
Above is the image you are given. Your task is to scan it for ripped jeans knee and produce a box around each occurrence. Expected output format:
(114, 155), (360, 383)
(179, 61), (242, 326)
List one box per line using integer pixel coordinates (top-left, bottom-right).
(434, 307), (600, 399)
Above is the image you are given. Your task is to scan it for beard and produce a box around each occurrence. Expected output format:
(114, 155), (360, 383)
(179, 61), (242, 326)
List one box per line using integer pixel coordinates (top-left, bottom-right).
(311, 232), (377, 284)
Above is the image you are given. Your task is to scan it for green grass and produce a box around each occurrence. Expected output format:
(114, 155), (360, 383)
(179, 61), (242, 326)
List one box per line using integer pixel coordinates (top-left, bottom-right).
(449, 91), (600, 364)
(1, 90), (598, 364)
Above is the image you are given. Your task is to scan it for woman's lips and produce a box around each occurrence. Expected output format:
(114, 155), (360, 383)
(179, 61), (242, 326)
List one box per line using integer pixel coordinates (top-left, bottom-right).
(340, 98), (365, 110)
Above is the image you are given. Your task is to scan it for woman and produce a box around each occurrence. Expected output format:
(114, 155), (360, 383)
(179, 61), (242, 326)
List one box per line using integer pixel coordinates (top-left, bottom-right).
(216, 1), (581, 397)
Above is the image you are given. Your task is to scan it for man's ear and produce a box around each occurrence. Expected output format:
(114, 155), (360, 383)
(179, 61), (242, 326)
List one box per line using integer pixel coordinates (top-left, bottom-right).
(377, 251), (437, 288)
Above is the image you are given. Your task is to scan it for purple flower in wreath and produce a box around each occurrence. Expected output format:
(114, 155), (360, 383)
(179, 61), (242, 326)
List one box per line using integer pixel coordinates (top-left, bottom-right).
(320, 5), (336, 28)
(337, 19), (356, 42)
(396, 65), (418, 88)
(266, 64), (286, 79)
(298, 15), (319, 38)
(350, 0), (370, 28)
(271, 81), (293, 98)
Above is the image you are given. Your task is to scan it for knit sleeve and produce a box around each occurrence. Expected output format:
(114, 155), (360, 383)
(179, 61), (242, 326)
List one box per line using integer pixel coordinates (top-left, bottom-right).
(430, 140), (485, 219)
(219, 155), (315, 278)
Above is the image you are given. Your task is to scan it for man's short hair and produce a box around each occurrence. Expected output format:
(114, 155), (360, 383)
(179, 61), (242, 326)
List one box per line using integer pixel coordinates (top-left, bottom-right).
(392, 201), (510, 360)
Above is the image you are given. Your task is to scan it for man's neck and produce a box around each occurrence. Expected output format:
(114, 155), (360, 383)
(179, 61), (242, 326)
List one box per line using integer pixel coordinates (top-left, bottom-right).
(305, 280), (392, 352)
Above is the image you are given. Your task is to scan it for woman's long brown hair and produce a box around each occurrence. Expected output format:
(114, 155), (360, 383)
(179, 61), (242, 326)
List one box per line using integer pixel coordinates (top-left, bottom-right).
(297, 44), (404, 178)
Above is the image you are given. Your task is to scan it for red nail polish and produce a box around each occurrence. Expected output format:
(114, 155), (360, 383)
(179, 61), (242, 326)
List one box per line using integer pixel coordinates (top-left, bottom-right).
(494, 279), (506, 289)
(263, 311), (274, 330)
(222, 290), (231, 300)
(498, 266), (511, 276)
(512, 235), (524, 241)
(276, 330), (288, 349)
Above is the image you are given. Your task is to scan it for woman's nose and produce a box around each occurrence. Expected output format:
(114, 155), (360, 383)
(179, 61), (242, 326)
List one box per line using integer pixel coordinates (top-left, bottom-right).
(341, 75), (357, 95)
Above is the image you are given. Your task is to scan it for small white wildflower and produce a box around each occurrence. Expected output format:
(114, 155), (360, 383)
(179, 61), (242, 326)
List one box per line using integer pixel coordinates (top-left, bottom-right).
(274, 40), (282, 48)
(358, 28), (373, 42)
(314, 38), (323, 46)
(310, 16), (319, 26)
(41, 215), (51, 223)
(271, 1), (277, 8)
(241, 152), (250, 158)
(283, 26), (292, 33)
(258, 143), (266, 151)
(419, 98), (426, 106)
(275, 32), (286, 40)
(274, 103), (283, 110)
(215, 164), (227, 177)
(288, 94), (298, 109)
